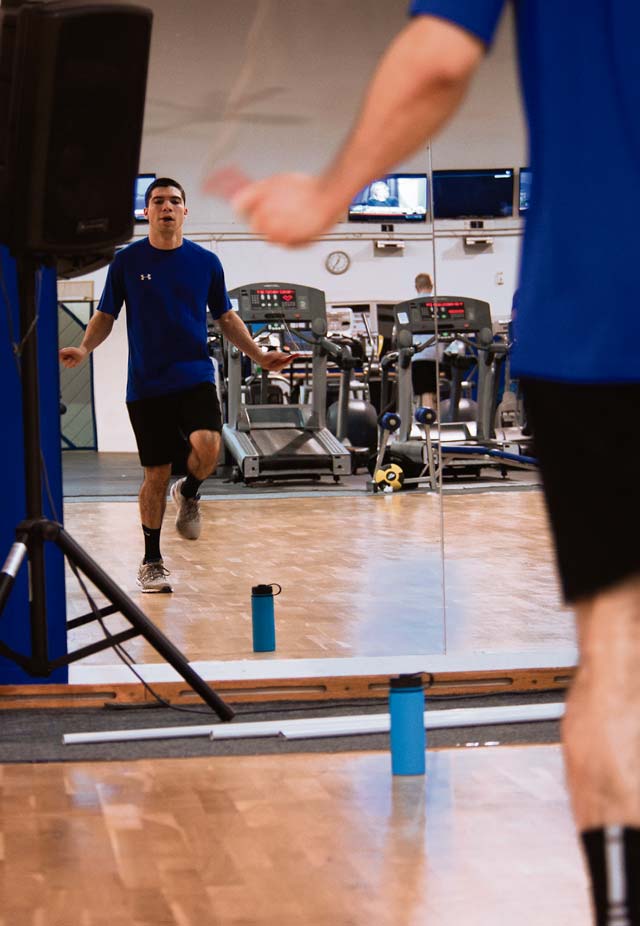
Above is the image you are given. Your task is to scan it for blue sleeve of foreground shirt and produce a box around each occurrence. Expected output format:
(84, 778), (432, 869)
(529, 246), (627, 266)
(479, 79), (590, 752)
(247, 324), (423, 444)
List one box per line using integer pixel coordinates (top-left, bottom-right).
(207, 255), (232, 321)
(408, 0), (505, 45)
(96, 252), (126, 319)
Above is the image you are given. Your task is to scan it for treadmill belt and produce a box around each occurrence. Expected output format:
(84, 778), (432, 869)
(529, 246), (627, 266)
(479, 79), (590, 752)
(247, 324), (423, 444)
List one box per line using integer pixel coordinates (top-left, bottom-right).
(251, 428), (330, 459)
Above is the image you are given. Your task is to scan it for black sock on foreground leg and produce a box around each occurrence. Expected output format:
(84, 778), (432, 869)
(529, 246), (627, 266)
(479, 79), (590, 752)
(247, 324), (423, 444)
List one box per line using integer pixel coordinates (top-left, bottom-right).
(581, 827), (640, 925)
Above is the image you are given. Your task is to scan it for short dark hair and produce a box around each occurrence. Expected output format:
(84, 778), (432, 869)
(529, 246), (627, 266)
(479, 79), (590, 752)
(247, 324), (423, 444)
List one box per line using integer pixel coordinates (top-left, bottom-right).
(415, 272), (433, 293)
(144, 177), (187, 207)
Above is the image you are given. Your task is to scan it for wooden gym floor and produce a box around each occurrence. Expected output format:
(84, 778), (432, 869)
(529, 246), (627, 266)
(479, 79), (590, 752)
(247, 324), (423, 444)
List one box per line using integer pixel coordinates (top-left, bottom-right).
(0, 744), (591, 925)
(1, 466), (587, 922)
(64, 488), (574, 666)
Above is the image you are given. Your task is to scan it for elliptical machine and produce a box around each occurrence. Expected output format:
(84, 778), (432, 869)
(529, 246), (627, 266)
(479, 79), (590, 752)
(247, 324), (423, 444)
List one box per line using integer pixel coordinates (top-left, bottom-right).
(325, 335), (378, 469)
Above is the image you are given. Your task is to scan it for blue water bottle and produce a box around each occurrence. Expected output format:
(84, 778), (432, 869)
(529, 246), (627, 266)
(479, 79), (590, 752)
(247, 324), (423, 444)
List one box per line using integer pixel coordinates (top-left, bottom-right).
(251, 583), (281, 652)
(389, 674), (426, 776)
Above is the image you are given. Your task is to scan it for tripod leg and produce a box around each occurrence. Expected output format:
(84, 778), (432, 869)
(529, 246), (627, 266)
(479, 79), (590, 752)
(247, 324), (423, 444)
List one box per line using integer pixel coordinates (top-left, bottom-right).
(52, 525), (235, 721)
(16, 257), (50, 672)
(0, 541), (28, 615)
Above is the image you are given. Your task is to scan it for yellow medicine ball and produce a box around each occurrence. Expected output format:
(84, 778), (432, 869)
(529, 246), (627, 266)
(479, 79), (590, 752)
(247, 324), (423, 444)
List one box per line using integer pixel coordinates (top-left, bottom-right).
(374, 463), (405, 491)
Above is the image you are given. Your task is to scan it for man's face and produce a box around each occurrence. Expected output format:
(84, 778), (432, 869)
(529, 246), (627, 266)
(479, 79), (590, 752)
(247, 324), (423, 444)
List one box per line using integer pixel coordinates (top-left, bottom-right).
(144, 186), (188, 233)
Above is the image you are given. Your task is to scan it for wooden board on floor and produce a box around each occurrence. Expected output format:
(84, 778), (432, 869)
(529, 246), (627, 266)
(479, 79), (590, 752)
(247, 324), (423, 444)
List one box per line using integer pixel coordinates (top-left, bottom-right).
(0, 666), (573, 710)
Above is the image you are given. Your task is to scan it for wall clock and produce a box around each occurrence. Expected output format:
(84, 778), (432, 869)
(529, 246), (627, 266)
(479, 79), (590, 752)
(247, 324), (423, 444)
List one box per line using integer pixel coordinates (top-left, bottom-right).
(325, 250), (351, 275)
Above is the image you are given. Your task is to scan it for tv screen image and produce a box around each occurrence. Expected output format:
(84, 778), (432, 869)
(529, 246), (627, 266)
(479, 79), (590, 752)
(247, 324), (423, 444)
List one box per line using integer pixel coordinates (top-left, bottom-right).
(133, 172), (156, 222)
(432, 168), (514, 219)
(348, 173), (428, 223)
(519, 168), (532, 214)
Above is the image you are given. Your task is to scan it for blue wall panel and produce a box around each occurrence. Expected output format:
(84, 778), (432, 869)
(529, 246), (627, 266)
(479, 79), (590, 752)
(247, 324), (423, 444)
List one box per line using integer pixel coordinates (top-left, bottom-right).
(0, 246), (68, 683)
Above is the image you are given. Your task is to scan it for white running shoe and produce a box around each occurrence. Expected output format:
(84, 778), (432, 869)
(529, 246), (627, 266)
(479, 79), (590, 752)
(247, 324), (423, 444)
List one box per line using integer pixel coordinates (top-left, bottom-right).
(170, 477), (202, 540)
(137, 559), (173, 594)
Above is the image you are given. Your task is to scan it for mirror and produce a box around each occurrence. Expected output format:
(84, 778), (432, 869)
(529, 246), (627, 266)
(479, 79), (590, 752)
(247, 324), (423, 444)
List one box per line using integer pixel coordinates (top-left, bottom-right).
(427, 7), (575, 667)
(61, 0), (447, 684)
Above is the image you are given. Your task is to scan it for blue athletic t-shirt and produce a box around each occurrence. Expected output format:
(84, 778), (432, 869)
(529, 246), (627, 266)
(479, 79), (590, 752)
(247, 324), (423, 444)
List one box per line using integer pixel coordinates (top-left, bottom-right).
(98, 238), (232, 401)
(409, 1), (640, 383)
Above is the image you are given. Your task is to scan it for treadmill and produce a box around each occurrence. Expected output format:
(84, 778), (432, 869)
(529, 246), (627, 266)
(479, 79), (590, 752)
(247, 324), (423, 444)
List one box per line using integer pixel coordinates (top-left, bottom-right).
(223, 282), (352, 483)
(388, 294), (533, 475)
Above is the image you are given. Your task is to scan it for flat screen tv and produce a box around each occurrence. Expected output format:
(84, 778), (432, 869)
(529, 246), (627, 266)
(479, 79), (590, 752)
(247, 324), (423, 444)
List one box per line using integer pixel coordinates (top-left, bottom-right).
(133, 173), (156, 222)
(519, 167), (532, 215)
(348, 173), (428, 223)
(432, 168), (514, 219)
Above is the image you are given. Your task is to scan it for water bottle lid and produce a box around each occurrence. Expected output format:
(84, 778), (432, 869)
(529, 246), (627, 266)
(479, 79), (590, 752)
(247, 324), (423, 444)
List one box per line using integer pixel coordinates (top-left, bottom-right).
(389, 673), (425, 690)
(252, 584), (273, 596)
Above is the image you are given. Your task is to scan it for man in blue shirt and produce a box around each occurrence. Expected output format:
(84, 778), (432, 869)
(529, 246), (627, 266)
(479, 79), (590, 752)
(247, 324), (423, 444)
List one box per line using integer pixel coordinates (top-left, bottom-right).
(229, 4), (640, 923)
(60, 178), (295, 593)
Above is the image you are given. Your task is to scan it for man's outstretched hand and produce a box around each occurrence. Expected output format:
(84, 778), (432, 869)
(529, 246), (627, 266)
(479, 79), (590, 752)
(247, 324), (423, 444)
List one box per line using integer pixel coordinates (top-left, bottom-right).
(204, 167), (342, 247)
(59, 346), (88, 368)
(259, 350), (301, 373)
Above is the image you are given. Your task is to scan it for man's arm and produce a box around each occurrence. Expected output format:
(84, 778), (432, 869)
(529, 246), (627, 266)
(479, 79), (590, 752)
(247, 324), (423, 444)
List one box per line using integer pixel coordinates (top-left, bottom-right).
(232, 16), (485, 246)
(59, 310), (115, 368)
(217, 310), (299, 373)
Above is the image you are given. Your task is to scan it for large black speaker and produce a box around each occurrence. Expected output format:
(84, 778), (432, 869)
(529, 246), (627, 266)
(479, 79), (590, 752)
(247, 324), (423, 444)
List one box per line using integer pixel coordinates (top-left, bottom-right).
(0, 1), (152, 259)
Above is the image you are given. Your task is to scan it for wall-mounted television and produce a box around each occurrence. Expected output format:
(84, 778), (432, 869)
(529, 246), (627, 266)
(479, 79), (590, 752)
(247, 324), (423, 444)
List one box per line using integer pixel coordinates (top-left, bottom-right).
(432, 168), (514, 219)
(519, 167), (532, 215)
(348, 173), (428, 223)
(133, 172), (156, 222)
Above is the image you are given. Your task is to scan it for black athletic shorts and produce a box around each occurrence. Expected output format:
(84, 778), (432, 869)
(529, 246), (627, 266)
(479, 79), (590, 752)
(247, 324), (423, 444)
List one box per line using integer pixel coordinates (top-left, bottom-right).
(521, 378), (640, 603)
(412, 359), (438, 394)
(127, 381), (222, 468)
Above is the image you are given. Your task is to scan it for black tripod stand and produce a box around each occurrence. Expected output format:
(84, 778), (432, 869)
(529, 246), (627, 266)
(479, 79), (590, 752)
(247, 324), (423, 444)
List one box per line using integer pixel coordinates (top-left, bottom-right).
(0, 254), (234, 722)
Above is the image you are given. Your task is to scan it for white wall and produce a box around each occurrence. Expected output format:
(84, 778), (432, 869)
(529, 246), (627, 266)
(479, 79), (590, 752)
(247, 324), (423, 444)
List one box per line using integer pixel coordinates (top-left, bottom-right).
(90, 266), (132, 451)
(77, 1), (527, 451)
(214, 229), (523, 315)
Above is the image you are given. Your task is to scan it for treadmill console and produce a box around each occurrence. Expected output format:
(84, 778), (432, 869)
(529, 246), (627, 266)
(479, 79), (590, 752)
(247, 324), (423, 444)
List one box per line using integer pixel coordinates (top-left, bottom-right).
(228, 282), (327, 325)
(394, 294), (492, 336)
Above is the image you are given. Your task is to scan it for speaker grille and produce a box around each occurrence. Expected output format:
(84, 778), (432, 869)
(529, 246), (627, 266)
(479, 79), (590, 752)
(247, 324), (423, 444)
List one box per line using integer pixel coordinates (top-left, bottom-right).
(2, 3), (153, 255)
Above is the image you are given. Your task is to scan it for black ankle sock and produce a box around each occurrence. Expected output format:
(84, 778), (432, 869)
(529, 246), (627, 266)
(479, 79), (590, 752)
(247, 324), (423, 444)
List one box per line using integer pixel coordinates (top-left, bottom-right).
(181, 474), (202, 499)
(142, 525), (161, 563)
(581, 827), (640, 925)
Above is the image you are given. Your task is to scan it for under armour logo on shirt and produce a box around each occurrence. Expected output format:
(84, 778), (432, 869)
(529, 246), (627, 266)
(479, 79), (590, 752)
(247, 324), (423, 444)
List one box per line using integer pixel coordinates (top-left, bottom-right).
(140, 273), (152, 281)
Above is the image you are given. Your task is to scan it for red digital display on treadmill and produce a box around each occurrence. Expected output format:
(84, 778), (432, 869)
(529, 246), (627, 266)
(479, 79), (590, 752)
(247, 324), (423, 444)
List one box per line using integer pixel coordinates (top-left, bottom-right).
(256, 289), (296, 296)
(423, 301), (465, 308)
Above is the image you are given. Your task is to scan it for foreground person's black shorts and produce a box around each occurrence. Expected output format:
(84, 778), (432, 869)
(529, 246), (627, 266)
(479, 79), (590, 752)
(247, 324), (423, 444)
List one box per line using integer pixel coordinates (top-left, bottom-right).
(127, 381), (222, 468)
(521, 378), (640, 603)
